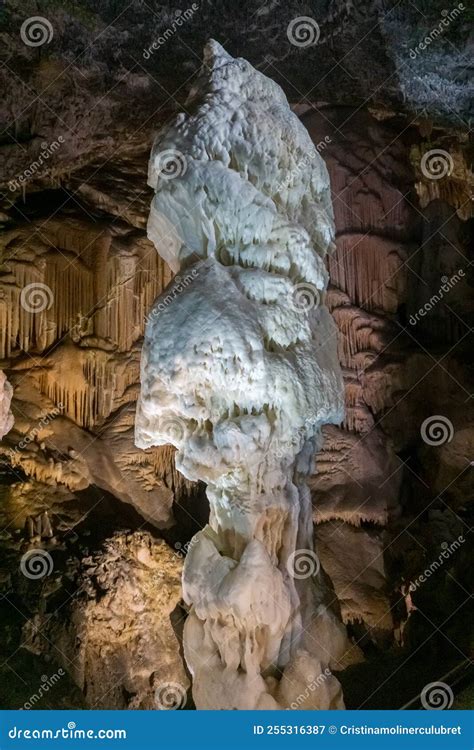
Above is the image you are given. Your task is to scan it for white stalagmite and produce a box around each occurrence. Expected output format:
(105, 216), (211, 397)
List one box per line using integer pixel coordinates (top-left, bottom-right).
(136, 41), (358, 709)
(0, 371), (13, 440)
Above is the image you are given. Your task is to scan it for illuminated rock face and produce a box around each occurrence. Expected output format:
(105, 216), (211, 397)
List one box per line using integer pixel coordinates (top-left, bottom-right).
(0, 219), (193, 527)
(0, 371), (13, 440)
(23, 531), (188, 710)
(136, 41), (357, 709)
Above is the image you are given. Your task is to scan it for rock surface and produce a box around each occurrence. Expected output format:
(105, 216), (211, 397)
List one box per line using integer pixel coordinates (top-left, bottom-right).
(0, 217), (198, 526)
(22, 531), (189, 710)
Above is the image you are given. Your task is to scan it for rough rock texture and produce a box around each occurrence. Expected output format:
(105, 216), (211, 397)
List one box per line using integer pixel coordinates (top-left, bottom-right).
(303, 105), (473, 643)
(0, 479), (79, 540)
(316, 521), (392, 631)
(312, 425), (402, 527)
(136, 41), (361, 710)
(22, 531), (189, 709)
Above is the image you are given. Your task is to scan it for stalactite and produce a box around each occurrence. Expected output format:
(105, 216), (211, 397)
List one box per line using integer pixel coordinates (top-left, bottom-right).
(331, 305), (386, 369)
(328, 234), (407, 313)
(0, 222), (166, 359)
(38, 346), (137, 429)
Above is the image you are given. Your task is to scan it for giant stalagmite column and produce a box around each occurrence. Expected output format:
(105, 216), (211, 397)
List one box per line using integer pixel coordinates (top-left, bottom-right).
(136, 42), (357, 709)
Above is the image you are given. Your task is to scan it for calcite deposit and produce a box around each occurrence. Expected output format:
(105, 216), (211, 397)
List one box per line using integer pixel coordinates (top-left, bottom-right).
(0, 371), (13, 440)
(136, 41), (359, 710)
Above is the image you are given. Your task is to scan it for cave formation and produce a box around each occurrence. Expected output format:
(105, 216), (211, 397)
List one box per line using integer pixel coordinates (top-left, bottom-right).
(0, 0), (472, 712)
(136, 40), (359, 709)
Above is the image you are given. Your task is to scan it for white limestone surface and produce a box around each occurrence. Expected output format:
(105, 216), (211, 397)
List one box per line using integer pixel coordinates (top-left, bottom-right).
(136, 41), (356, 709)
